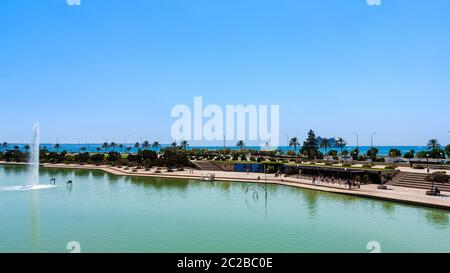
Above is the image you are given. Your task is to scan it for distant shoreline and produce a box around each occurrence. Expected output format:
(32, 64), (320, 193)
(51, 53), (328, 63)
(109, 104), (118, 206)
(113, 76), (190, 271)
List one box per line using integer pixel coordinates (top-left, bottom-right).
(0, 144), (432, 156)
(1, 161), (450, 211)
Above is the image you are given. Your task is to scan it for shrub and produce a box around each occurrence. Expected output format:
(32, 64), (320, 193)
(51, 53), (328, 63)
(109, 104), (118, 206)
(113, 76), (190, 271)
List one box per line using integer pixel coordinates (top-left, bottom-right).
(385, 165), (397, 170)
(413, 165), (425, 169)
(361, 174), (371, 184)
(357, 156), (369, 161)
(362, 163), (373, 168)
(426, 172), (449, 183)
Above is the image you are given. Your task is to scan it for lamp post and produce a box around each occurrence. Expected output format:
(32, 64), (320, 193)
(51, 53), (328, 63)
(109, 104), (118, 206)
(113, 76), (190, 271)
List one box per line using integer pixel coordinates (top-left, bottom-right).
(426, 153), (430, 174)
(354, 132), (359, 149)
(286, 135), (289, 150)
(370, 132), (377, 149)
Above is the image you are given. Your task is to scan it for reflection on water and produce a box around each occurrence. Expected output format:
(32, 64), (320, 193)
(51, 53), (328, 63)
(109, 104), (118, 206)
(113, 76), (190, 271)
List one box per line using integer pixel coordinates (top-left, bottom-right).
(30, 190), (40, 252)
(244, 184), (269, 219)
(425, 210), (449, 229)
(382, 202), (396, 215)
(301, 189), (320, 218)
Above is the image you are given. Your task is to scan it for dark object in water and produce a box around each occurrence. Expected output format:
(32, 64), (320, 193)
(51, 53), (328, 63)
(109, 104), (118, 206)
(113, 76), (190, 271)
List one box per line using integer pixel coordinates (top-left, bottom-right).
(67, 180), (73, 185)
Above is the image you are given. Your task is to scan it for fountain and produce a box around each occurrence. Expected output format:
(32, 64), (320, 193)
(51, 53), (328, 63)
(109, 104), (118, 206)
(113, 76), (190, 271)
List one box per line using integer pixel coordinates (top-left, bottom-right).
(3, 122), (57, 191)
(29, 122), (40, 187)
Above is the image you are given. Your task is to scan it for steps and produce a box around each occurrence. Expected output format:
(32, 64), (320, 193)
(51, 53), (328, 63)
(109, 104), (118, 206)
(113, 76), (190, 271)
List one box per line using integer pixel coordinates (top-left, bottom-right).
(194, 161), (225, 172)
(393, 172), (450, 192)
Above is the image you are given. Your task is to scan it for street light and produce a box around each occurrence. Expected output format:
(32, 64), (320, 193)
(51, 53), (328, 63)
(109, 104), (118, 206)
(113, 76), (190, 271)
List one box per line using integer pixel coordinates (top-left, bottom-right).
(371, 132), (377, 149)
(426, 153), (430, 174)
(354, 132), (359, 149)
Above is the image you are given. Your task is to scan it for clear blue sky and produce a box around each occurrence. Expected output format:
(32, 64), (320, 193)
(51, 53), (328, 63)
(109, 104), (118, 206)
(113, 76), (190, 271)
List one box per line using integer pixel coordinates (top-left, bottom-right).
(1, 0), (449, 146)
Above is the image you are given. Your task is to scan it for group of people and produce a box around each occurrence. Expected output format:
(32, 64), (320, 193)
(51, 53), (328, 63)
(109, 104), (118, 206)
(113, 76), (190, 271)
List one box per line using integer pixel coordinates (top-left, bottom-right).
(303, 175), (361, 189)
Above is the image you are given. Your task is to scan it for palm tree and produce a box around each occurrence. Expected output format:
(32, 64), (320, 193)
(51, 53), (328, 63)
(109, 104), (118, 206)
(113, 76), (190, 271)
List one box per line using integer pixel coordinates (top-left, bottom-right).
(289, 137), (300, 151)
(236, 140), (245, 149)
(54, 143), (61, 153)
(142, 141), (150, 150)
(427, 139), (440, 150)
(179, 140), (189, 150)
(102, 142), (109, 153)
(171, 141), (178, 148)
(151, 141), (161, 151)
(109, 142), (117, 151)
(2, 142), (8, 152)
(24, 145), (30, 152)
(134, 142), (141, 150)
(118, 144), (124, 152)
(336, 138), (346, 155)
(320, 138), (331, 154)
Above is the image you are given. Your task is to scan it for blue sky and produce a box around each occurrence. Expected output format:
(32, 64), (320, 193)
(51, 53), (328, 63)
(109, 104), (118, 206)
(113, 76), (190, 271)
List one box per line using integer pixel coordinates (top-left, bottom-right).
(1, 0), (449, 146)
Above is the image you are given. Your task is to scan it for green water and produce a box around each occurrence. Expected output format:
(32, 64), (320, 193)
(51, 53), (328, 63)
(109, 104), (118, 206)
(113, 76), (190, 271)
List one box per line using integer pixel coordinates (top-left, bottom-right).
(0, 165), (449, 253)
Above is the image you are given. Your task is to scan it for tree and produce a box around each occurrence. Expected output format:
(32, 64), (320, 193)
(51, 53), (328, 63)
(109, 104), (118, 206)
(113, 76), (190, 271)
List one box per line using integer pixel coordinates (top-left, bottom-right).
(328, 150), (338, 157)
(118, 144), (124, 152)
(152, 141), (161, 151)
(179, 140), (189, 150)
(140, 150), (158, 161)
(289, 137), (300, 152)
(367, 147), (379, 160)
(1, 142), (7, 152)
(427, 139), (440, 150)
(300, 130), (321, 160)
(350, 148), (360, 160)
(109, 142), (117, 151)
(336, 138), (347, 155)
(171, 141), (178, 148)
(446, 144), (450, 158)
(91, 153), (105, 164)
(389, 148), (402, 163)
(404, 150), (415, 162)
(426, 172), (449, 192)
(142, 141), (150, 150)
(236, 140), (246, 149)
(320, 138), (331, 155)
(24, 145), (30, 152)
(134, 142), (141, 149)
(54, 143), (60, 153)
(107, 151), (121, 162)
(102, 142), (109, 153)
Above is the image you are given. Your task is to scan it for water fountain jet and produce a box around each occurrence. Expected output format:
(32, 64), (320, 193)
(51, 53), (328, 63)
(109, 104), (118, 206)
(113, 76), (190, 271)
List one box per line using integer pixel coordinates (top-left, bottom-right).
(2, 122), (57, 191)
